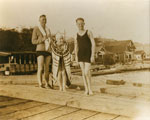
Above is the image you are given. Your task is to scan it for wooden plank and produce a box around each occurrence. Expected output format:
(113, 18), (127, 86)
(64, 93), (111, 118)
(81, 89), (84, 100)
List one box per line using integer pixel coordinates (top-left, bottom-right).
(133, 95), (150, 102)
(116, 95), (135, 100)
(114, 116), (133, 120)
(69, 84), (116, 93)
(0, 75), (37, 85)
(106, 79), (126, 85)
(106, 80), (150, 88)
(0, 85), (73, 105)
(72, 69), (122, 76)
(0, 101), (44, 116)
(85, 113), (118, 120)
(0, 98), (29, 108)
(22, 106), (79, 120)
(53, 109), (98, 120)
(100, 86), (150, 97)
(0, 103), (61, 120)
(0, 96), (13, 102)
(71, 65), (104, 73)
(0, 85), (150, 117)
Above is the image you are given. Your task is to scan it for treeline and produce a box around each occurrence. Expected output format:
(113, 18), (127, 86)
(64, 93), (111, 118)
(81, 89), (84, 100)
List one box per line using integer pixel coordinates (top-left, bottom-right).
(0, 28), (36, 52)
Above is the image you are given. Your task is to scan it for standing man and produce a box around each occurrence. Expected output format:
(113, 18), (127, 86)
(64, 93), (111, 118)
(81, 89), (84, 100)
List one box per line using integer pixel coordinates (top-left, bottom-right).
(74, 18), (95, 95)
(32, 15), (52, 88)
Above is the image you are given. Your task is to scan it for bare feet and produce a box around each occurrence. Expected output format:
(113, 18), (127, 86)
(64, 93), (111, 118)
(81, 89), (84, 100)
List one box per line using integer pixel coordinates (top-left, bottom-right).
(84, 91), (89, 95)
(84, 90), (93, 95)
(89, 90), (93, 95)
(45, 84), (52, 89)
(63, 88), (67, 92)
(59, 87), (63, 91)
(39, 84), (44, 88)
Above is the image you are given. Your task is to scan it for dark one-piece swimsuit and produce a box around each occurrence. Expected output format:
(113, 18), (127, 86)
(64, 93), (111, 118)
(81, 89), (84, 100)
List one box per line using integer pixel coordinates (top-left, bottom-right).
(77, 30), (92, 63)
(36, 51), (51, 57)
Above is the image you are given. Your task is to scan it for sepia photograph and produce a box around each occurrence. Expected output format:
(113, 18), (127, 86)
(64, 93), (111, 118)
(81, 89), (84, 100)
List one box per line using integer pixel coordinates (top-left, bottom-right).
(0, 0), (150, 120)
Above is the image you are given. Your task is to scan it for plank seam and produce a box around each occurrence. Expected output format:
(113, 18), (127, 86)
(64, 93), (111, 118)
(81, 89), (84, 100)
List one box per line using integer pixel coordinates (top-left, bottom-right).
(0, 100), (31, 109)
(0, 97), (14, 102)
(1, 103), (47, 116)
(82, 112), (100, 120)
(19, 106), (64, 120)
(111, 115), (120, 120)
(49, 109), (81, 120)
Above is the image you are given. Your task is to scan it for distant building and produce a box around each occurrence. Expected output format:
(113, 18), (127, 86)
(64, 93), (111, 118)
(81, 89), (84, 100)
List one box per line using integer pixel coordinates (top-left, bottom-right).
(67, 38), (137, 64)
(95, 40), (136, 64)
(134, 50), (146, 61)
(95, 46), (105, 64)
(145, 54), (150, 59)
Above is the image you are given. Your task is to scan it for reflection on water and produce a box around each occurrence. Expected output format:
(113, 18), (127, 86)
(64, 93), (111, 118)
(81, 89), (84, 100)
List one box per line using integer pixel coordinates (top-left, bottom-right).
(98, 70), (150, 84)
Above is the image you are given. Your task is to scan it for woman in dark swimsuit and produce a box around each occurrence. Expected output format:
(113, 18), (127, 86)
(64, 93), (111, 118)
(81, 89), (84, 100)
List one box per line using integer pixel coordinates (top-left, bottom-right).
(75, 18), (95, 95)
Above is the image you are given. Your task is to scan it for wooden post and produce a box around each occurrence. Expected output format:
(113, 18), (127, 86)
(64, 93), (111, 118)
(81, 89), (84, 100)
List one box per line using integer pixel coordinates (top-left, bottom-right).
(29, 54), (32, 64)
(24, 54), (26, 64)
(24, 55), (26, 73)
(102, 55), (104, 64)
(19, 55), (21, 64)
(19, 55), (21, 72)
(13, 55), (16, 73)
(29, 54), (31, 72)
(33, 54), (35, 71)
(14, 55), (16, 63)
(8, 56), (11, 64)
(123, 54), (125, 63)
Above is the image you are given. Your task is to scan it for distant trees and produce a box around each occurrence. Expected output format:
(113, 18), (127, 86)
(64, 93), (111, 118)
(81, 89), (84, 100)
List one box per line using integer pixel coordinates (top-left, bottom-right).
(0, 28), (35, 52)
(19, 28), (35, 51)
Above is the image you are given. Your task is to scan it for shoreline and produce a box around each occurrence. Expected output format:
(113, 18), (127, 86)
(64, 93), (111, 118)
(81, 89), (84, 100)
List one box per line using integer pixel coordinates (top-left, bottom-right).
(72, 62), (150, 76)
(0, 61), (150, 76)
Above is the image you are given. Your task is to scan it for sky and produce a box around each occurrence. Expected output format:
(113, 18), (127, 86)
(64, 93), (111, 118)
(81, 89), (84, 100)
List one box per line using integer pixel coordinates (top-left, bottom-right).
(0, 0), (149, 44)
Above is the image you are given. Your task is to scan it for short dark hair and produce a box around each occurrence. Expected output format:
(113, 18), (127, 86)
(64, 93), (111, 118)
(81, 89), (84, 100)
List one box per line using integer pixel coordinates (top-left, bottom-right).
(39, 14), (46, 19)
(76, 17), (84, 23)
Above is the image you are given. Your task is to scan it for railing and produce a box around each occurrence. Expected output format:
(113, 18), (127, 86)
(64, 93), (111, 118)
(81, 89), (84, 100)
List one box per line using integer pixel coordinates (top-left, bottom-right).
(0, 52), (38, 75)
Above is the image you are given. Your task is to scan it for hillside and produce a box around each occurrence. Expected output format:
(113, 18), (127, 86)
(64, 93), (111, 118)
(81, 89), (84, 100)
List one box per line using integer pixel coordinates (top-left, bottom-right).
(0, 28), (149, 55)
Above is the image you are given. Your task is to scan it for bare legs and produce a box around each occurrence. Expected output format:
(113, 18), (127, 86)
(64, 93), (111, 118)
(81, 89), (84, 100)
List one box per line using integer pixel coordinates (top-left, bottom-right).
(85, 63), (93, 95)
(58, 70), (62, 91)
(79, 62), (93, 95)
(44, 56), (51, 88)
(37, 56), (44, 87)
(37, 55), (51, 88)
(58, 69), (67, 92)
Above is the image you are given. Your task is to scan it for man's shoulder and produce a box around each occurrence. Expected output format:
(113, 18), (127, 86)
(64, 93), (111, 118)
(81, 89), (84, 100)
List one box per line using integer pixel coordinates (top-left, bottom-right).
(33, 26), (41, 34)
(87, 30), (93, 37)
(74, 33), (78, 39)
(87, 29), (92, 34)
(33, 26), (39, 30)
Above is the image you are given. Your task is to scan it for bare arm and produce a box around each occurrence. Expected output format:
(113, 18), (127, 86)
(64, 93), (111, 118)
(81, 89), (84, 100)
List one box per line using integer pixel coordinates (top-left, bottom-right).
(88, 30), (95, 62)
(47, 28), (52, 40)
(74, 35), (78, 62)
(32, 27), (47, 45)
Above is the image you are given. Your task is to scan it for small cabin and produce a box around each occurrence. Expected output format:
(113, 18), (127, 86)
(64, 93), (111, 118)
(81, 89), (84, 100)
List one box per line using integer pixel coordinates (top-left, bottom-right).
(134, 50), (146, 61)
(95, 40), (136, 64)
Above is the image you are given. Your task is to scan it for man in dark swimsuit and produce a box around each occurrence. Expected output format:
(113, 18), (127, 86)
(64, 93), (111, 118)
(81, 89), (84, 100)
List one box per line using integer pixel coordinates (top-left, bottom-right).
(32, 15), (52, 89)
(74, 18), (95, 95)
